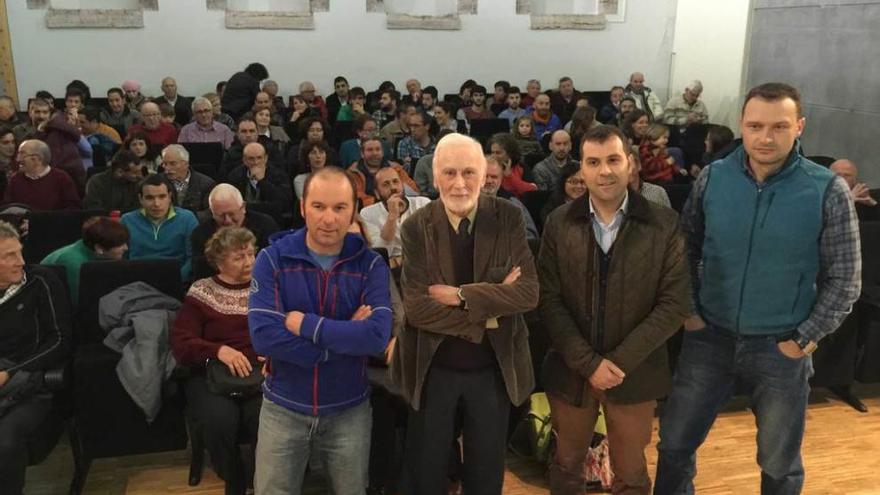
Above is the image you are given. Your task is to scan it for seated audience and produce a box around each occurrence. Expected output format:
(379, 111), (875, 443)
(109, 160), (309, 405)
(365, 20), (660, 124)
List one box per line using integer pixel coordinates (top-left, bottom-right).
(100, 88), (141, 136)
(489, 133), (537, 198)
(432, 102), (458, 133)
(83, 150), (145, 212)
(124, 131), (162, 174)
(565, 106), (600, 160)
(159, 103), (178, 128)
(220, 117), (269, 179)
(127, 102), (179, 148)
(459, 85), (495, 121)
(261, 80), (287, 122)
(522, 79), (542, 108)
(498, 86), (526, 125)
(298, 80), (328, 121)
(490, 80), (510, 115)
(372, 89), (398, 129)
(0, 221), (71, 495)
(121, 174), (198, 281)
(294, 140), (332, 201)
(160, 144), (216, 212)
(0, 96), (22, 133)
(3, 139), (80, 210)
(380, 103), (416, 152)
(289, 117), (337, 175)
(639, 123), (685, 184)
(402, 78), (423, 108)
(532, 130), (576, 192)
(359, 167), (431, 267)
(599, 86), (626, 124)
(830, 158), (879, 220)
(26, 105), (86, 194)
(628, 146), (671, 208)
(153, 76), (193, 127)
(622, 109), (650, 145)
(191, 184), (279, 280)
(614, 96), (637, 128)
(284, 94), (316, 143)
(339, 115), (390, 168)
(530, 94), (562, 140)
(421, 86), (438, 115)
(178, 97), (235, 150)
(41, 216), (129, 302)
(171, 226), (261, 495)
(122, 80), (147, 113)
(78, 106), (120, 159)
(699, 124), (736, 170)
(0, 129), (18, 192)
(624, 71), (664, 121)
(411, 129), (456, 201)
(512, 116), (543, 157)
(539, 163), (587, 223)
(482, 156), (539, 241)
(396, 112), (436, 175)
(551, 76), (585, 124)
(64, 88), (85, 112)
(325, 76), (350, 125)
(253, 91), (284, 127)
(335, 87), (368, 122)
(348, 136), (418, 207)
(203, 92), (236, 130)
(456, 78), (476, 109)
(663, 80), (709, 127)
(221, 62), (269, 121)
(226, 142), (293, 217)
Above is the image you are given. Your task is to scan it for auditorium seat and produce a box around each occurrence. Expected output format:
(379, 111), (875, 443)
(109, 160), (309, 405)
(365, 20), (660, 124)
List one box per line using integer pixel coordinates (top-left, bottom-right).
(22, 209), (108, 264)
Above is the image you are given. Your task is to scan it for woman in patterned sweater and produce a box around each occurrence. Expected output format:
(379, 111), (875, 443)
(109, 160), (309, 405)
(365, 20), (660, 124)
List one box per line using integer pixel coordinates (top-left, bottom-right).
(171, 227), (259, 495)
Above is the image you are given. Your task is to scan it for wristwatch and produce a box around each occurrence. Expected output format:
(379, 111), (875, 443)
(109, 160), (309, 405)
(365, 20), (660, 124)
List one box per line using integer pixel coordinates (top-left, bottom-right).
(457, 288), (467, 309)
(793, 333), (819, 356)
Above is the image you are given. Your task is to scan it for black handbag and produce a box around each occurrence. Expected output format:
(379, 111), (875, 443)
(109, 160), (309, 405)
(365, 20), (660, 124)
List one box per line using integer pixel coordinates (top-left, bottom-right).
(205, 358), (264, 397)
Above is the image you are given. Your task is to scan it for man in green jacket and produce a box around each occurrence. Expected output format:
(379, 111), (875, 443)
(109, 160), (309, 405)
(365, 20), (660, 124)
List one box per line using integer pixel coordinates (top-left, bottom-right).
(538, 125), (690, 494)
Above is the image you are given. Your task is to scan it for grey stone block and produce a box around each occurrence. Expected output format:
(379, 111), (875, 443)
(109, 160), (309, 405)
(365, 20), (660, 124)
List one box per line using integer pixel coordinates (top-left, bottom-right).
(206, 0), (227, 10)
(225, 10), (315, 30)
(458, 0), (477, 15)
(530, 14), (606, 30)
(515, 0), (529, 15)
(386, 13), (460, 29)
(140, 0), (159, 10)
(45, 8), (144, 28)
(310, 0), (329, 12)
(26, 0), (48, 9)
(366, 0), (384, 13)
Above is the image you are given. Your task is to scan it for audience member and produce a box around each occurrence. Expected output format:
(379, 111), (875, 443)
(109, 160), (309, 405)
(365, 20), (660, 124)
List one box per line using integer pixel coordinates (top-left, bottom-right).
(599, 86), (625, 124)
(159, 102), (178, 128)
(284, 94), (316, 143)
(294, 140), (332, 200)
(614, 96), (637, 129)
(565, 106), (599, 160)
(298, 81), (328, 121)
(628, 146), (671, 208)
(459, 85), (495, 121)
(490, 80), (511, 115)
(396, 112), (436, 174)
(395, 133), (537, 494)
(248, 166), (392, 494)
(0, 129), (17, 194)
(655, 83), (861, 494)
(289, 117), (336, 175)
(41, 216), (129, 302)
(698, 124), (736, 171)
(421, 86), (438, 115)
(335, 86), (368, 122)
(203, 92), (235, 130)
(171, 226), (261, 495)
(512, 116), (543, 156)
(359, 167), (431, 266)
(191, 184), (279, 280)
(98, 88), (139, 137)
(64, 88), (85, 112)
(498, 86), (526, 125)
(260, 80), (287, 120)
(621, 108), (650, 145)
(253, 108), (291, 162)
(3, 139), (80, 210)
(122, 80), (147, 112)
(457, 79), (476, 109)
(550, 76), (585, 124)
(339, 115), (390, 168)
(78, 106), (120, 159)
(830, 158), (879, 220)
(639, 123), (685, 184)
(489, 133), (537, 198)
(432, 102), (458, 133)
(325, 76), (350, 125)
(522, 79), (542, 108)
(0, 96), (22, 133)
(160, 144), (215, 212)
(380, 103), (416, 152)
(402, 78), (423, 108)
(539, 162), (587, 223)
(538, 124), (689, 494)
(348, 136), (417, 207)
(222, 63), (269, 121)
(220, 117), (263, 179)
(83, 150), (145, 212)
(226, 142), (293, 216)
(372, 89), (398, 129)
(0, 221), (71, 495)
(663, 80), (709, 127)
(127, 102), (179, 148)
(252, 91), (284, 127)
(530, 94), (562, 140)
(124, 131), (162, 173)
(153, 76), (193, 127)
(482, 156), (539, 241)
(533, 130), (576, 192)
(625, 72), (664, 121)
(178, 97), (235, 149)
(121, 174), (198, 281)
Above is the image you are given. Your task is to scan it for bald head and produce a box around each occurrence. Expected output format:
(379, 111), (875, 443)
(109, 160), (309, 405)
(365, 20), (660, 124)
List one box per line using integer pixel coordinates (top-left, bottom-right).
(209, 183), (246, 227)
(629, 72), (645, 92)
(830, 159), (859, 189)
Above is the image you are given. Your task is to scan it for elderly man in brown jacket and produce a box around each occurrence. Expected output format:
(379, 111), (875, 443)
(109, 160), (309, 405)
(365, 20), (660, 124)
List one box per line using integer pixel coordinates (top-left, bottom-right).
(392, 133), (538, 494)
(538, 125), (689, 495)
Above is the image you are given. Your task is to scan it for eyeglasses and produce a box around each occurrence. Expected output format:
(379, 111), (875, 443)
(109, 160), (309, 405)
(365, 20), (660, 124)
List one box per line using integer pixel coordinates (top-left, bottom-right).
(194, 108), (213, 114)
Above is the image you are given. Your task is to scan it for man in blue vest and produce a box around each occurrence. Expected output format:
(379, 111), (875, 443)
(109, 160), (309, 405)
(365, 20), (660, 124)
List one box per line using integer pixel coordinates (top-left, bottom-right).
(654, 82), (861, 495)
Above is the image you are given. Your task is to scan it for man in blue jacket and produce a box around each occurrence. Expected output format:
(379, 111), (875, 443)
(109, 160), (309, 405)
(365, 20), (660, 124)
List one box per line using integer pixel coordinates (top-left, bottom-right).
(248, 167), (392, 495)
(654, 83), (861, 495)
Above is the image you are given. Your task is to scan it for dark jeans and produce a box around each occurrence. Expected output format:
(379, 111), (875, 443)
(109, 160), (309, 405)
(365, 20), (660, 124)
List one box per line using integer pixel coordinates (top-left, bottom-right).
(654, 325), (813, 495)
(185, 375), (261, 495)
(402, 365), (511, 495)
(0, 397), (52, 495)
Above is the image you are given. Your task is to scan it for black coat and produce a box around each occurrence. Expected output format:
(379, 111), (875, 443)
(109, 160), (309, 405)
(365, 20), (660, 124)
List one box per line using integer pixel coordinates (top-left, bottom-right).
(222, 72), (261, 121)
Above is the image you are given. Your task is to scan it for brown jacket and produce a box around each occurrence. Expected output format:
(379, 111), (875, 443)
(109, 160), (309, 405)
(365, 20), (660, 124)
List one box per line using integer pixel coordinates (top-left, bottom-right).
(538, 192), (690, 405)
(391, 195), (539, 410)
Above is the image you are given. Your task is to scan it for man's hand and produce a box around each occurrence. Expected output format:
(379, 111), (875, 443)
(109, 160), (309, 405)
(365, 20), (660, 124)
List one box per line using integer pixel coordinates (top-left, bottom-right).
(387, 195), (406, 218)
(257, 356), (269, 377)
(250, 164), (267, 182)
(217, 345), (252, 378)
(285, 311), (305, 336)
(351, 304), (372, 321)
(689, 164), (702, 178)
(588, 359), (625, 390)
(684, 314), (706, 332)
(686, 112), (700, 125)
(777, 340), (806, 359)
(353, 101), (366, 114)
(502, 266), (522, 285)
(385, 337), (397, 365)
(0, 370), (9, 388)
(429, 285), (461, 307)
(852, 183), (877, 206)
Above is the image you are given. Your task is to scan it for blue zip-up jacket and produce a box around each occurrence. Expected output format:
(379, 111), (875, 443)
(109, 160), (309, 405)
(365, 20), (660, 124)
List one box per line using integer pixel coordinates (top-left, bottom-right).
(121, 207), (198, 282)
(248, 228), (392, 416)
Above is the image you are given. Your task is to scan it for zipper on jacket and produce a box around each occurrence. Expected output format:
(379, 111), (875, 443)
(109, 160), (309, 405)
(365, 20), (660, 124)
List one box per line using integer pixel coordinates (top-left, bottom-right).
(735, 186), (763, 332)
(589, 239), (602, 353)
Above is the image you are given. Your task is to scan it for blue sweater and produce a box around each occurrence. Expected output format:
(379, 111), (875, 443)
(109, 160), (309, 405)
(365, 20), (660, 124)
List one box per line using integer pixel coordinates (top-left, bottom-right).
(121, 207), (198, 281)
(248, 229), (392, 416)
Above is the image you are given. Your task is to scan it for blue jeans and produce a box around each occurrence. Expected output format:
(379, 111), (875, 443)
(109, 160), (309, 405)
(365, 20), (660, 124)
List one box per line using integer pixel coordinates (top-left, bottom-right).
(254, 397), (371, 495)
(654, 325), (813, 495)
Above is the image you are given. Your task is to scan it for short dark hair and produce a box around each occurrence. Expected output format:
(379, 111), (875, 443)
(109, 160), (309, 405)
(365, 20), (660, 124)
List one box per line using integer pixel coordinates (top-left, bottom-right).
(472, 85), (487, 96)
(610, 85), (625, 93)
(396, 102), (415, 118)
(301, 166), (358, 213)
(459, 79), (477, 94)
(82, 216), (129, 250)
(488, 133), (521, 165)
(110, 149), (140, 172)
(580, 124), (628, 152)
(158, 102), (175, 117)
(508, 86), (521, 95)
(435, 101), (456, 116)
(35, 91), (55, 104)
(423, 86), (438, 99)
(65, 88), (84, 101)
(559, 76), (573, 85)
(137, 173), (176, 203)
(621, 109), (648, 141)
(216, 81), (227, 94)
(353, 113), (375, 132)
(743, 82), (802, 118)
(245, 63), (269, 81)
(707, 125), (735, 153)
(381, 89), (400, 102)
(378, 81), (396, 92)
(299, 116), (328, 137)
(80, 106), (101, 123)
(236, 115), (257, 130)
(494, 81), (511, 92)
(350, 87), (366, 99)
(107, 87), (124, 99)
(409, 111), (429, 127)
(333, 76), (348, 85)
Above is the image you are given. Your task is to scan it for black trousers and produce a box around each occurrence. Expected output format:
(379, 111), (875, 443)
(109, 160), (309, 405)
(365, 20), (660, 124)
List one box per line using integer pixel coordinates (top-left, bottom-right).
(403, 365), (511, 495)
(185, 375), (261, 495)
(0, 397), (52, 495)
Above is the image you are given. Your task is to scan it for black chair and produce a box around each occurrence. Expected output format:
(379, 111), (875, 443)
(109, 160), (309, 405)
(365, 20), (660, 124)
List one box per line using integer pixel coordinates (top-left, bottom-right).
(331, 121), (355, 148)
(523, 152), (547, 170)
(456, 119), (468, 134)
(519, 190), (552, 233)
(661, 184), (692, 214)
(22, 209), (108, 264)
(856, 222), (880, 389)
(469, 118), (510, 143)
(192, 162), (219, 182)
(86, 165), (106, 181)
(581, 91), (611, 114)
(806, 155), (836, 167)
(69, 259), (187, 495)
(181, 142), (224, 169)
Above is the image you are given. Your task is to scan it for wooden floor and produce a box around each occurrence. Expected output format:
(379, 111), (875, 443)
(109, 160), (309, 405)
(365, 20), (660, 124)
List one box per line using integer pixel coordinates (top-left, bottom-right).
(25, 384), (880, 495)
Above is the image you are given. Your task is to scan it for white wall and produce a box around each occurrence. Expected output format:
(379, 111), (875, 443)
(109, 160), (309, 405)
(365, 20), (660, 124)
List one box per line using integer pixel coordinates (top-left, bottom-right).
(669, 0), (751, 131)
(6, 0), (678, 106)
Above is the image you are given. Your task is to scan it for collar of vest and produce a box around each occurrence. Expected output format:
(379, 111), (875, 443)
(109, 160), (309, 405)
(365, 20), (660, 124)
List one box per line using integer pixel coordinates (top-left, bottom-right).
(736, 139), (804, 185)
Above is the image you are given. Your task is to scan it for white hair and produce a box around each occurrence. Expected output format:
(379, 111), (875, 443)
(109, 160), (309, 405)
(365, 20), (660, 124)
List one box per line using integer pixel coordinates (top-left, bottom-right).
(686, 80), (703, 94)
(208, 183), (244, 210)
(161, 144), (189, 162)
(191, 96), (212, 112)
